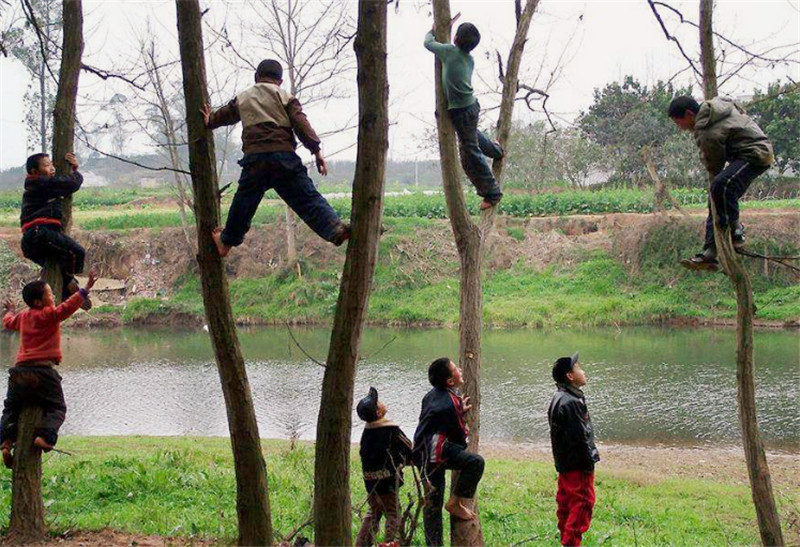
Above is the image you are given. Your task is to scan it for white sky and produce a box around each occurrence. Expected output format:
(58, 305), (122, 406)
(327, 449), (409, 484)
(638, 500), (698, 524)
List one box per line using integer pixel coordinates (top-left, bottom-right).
(0, 0), (798, 170)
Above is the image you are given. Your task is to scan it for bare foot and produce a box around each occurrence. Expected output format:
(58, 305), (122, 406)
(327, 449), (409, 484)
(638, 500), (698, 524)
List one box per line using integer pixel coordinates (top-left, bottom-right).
(479, 199), (494, 211)
(33, 436), (54, 452)
(211, 228), (231, 257)
(1, 446), (12, 469)
(445, 497), (477, 521)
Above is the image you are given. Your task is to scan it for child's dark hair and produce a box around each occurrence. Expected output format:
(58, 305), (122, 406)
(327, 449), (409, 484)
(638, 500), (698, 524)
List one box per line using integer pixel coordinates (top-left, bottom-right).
(454, 23), (480, 53)
(22, 280), (48, 308)
(667, 96), (700, 118)
(428, 357), (453, 388)
(26, 153), (49, 174)
(255, 59), (283, 82)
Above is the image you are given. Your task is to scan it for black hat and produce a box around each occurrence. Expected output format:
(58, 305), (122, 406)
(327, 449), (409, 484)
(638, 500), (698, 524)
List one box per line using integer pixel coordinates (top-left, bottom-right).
(356, 387), (380, 422)
(552, 352), (579, 384)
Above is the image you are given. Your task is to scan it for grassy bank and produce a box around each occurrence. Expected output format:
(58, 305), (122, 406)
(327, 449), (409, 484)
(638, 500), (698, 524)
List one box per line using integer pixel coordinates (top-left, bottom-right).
(114, 215), (800, 327)
(1, 437), (795, 546)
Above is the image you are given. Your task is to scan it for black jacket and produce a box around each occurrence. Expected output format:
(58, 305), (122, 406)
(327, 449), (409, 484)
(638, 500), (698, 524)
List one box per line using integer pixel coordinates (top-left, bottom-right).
(413, 387), (468, 465)
(20, 172), (83, 227)
(359, 419), (413, 495)
(548, 384), (600, 473)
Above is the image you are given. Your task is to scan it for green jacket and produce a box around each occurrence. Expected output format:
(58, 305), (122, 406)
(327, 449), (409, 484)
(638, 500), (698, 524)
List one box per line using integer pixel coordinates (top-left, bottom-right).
(694, 97), (773, 175)
(424, 31), (475, 110)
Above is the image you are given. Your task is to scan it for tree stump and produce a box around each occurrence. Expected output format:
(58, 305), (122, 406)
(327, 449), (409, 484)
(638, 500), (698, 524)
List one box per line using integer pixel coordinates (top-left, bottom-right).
(7, 406), (46, 545)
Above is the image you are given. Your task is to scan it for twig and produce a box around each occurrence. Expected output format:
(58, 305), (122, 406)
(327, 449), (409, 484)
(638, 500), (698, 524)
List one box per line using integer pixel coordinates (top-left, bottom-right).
(80, 63), (147, 91)
(737, 249), (800, 274)
(285, 323), (326, 367)
(75, 122), (192, 175)
(282, 515), (313, 544)
(646, 0), (702, 78)
(511, 535), (541, 547)
(359, 335), (398, 362)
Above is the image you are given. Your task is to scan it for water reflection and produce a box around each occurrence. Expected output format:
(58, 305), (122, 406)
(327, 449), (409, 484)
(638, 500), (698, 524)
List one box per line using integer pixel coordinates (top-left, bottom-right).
(0, 326), (797, 449)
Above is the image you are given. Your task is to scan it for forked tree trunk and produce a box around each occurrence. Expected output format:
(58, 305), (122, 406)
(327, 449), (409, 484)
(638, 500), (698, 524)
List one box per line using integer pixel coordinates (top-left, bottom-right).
(175, 2), (273, 544)
(431, 1), (537, 545)
(7, 2), (84, 543)
(699, 2), (783, 545)
(312, 1), (388, 544)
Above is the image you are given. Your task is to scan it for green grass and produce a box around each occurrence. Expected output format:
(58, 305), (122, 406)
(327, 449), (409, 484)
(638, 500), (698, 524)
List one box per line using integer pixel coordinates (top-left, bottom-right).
(0, 436), (788, 546)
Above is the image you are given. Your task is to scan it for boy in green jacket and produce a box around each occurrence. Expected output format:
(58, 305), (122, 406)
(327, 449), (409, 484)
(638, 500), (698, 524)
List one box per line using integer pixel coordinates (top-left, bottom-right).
(425, 16), (504, 210)
(668, 95), (773, 270)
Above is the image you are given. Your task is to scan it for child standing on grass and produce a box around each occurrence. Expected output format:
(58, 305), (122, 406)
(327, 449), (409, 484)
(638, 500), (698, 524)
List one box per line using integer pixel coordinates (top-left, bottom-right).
(355, 387), (413, 547)
(413, 357), (485, 547)
(668, 95), (773, 271)
(0, 271), (96, 468)
(202, 59), (349, 257)
(21, 152), (91, 309)
(548, 352), (600, 547)
(424, 16), (505, 211)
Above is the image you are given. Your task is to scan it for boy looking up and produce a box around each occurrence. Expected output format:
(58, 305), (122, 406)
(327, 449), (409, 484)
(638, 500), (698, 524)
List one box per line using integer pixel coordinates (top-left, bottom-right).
(425, 17), (505, 210)
(413, 357), (485, 546)
(668, 95), (773, 271)
(355, 387), (413, 547)
(0, 271), (96, 467)
(21, 152), (90, 308)
(548, 352), (600, 547)
(202, 59), (349, 257)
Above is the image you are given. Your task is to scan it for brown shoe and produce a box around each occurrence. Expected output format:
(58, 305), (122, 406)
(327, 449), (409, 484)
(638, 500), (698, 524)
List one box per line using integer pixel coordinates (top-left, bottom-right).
(330, 223), (350, 247)
(2, 447), (12, 469)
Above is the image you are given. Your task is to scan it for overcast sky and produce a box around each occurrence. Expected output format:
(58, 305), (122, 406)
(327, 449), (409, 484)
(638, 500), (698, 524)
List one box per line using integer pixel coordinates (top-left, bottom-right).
(0, 0), (798, 170)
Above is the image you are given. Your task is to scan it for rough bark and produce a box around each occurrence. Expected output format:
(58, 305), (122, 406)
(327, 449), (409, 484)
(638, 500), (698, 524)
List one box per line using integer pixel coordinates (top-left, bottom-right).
(313, 1), (387, 545)
(7, 407), (45, 544)
(175, 1), (273, 545)
(431, 1), (537, 544)
(699, 2), (784, 545)
(8, 3), (83, 543)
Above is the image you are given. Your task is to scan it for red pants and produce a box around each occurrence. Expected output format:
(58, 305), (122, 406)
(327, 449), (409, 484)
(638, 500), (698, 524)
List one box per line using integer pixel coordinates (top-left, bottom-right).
(556, 470), (595, 546)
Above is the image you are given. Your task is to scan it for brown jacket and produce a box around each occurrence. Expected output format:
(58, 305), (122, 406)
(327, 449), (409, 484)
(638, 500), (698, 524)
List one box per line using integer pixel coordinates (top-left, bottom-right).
(208, 82), (321, 155)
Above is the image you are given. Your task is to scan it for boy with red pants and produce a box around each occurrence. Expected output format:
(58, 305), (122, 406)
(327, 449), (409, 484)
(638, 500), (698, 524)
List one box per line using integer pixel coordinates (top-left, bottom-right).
(548, 352), (600, 546)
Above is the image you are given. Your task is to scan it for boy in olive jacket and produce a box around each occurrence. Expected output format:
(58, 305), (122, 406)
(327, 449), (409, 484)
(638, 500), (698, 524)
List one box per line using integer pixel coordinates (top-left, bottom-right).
(668, 95), (773, 270)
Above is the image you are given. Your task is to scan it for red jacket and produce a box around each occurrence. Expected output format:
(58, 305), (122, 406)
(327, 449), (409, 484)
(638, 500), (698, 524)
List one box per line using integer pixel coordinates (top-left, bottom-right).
(2, 291), (84, 364)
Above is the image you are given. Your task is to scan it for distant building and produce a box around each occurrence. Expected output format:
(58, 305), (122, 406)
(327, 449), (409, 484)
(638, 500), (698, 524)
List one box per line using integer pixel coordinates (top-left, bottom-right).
(138, 177), (163, 189)
(81, 171), (109, 187)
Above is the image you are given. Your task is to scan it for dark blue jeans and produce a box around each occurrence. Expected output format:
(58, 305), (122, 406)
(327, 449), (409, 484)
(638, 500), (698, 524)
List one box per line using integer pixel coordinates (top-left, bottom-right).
(21, 225), (84, 300)
(420, 439), (485, 546)
(221, 152), (344, 247)
(0, 366), (66, 446)
(449, 100), (503, 203)
(703, 159), (769, 249)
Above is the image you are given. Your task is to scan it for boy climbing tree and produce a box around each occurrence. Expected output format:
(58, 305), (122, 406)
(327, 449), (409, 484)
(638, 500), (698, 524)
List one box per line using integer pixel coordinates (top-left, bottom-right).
(668, 95), (773, 271)
(202, 59), (350, 258)
(424, 15), (505, 210)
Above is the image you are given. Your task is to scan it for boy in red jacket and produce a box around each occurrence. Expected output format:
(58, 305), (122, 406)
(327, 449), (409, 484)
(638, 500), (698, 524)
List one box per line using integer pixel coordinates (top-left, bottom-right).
(0, 271), (96, 467)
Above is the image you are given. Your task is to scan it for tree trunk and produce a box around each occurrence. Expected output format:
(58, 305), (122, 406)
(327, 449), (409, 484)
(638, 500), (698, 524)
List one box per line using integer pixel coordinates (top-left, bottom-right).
(313, 1), (387, 545)
(699, 3), (784, 546)
(8, 3), (83, 542)
(6, 407), (45, 544)
(431, 1), (537, 544)
(175, 2), (273, 545)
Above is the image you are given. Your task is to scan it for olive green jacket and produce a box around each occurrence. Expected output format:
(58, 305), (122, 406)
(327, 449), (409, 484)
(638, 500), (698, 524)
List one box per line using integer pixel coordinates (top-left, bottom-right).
(694, 97), (773, 175)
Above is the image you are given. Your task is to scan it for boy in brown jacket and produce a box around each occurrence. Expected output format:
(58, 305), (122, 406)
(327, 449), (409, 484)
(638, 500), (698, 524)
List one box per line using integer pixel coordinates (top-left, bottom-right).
(202, 59), (349, 257)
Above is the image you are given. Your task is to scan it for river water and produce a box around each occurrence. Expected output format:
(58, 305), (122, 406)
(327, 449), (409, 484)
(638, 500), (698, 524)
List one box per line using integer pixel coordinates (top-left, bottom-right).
(0, 326), (797, 449)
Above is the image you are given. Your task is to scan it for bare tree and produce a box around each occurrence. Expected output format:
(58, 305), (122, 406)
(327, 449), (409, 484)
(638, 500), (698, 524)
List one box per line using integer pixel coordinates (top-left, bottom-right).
(139, 28), (195, 256)
(698, 3), (784, 546)
(7, 1), (82, 544)
(175, 1), (273, 544)
(430, 0), (538, 544)
(313, 0), (388, 544)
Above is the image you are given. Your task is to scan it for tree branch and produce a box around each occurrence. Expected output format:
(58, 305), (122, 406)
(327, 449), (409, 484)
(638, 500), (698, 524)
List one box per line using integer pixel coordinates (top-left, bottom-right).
(646, 0), (702, 78)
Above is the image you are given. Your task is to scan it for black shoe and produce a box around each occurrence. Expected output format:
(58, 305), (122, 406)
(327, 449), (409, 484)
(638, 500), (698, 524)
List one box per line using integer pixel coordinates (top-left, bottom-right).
(680, 249), (719, 271)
